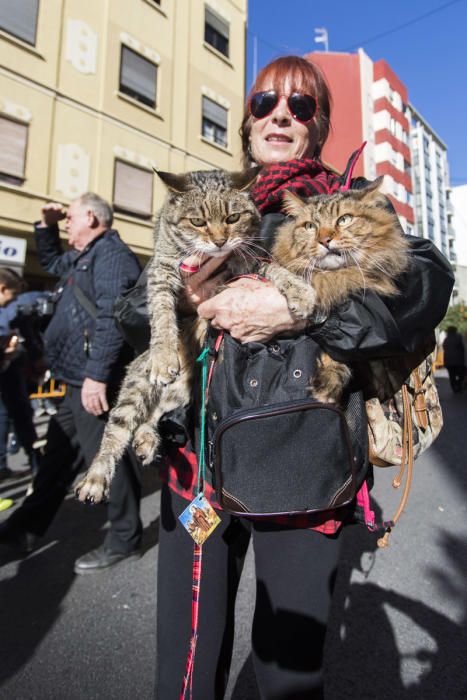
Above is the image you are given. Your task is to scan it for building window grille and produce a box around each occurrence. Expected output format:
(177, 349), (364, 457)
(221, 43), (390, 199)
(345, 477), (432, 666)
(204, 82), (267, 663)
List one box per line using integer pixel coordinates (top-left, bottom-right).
(202, 96), (228, 148)
(0, 117), (28, 185)
(0, 0), (39, 46)
(113, 160), (153, 218)
(204, 6), (229, 57)
(119, 45), (157, 109)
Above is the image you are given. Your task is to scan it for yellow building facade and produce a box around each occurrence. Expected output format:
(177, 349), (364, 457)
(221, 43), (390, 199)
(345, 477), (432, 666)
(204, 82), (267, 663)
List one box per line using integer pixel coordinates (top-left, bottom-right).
(0, 0), (248, 284)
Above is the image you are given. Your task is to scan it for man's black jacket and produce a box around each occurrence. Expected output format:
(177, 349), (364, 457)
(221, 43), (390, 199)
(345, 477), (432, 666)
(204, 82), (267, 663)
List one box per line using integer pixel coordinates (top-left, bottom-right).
(35, 223), (141, 386)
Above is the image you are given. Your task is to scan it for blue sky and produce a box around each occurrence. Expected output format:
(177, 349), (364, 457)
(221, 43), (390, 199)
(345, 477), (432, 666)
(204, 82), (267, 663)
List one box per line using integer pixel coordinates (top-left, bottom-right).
(246, 0), (467, 185)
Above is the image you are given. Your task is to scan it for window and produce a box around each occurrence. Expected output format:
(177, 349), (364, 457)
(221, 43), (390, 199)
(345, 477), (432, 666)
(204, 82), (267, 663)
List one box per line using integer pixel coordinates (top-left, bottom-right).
(113, 160), (153, 218)
(119, 45), (157, 109)
(0, 117), (28, 184)
(0, 0), (39, 45)
(204, 6), (229, 57)
(202, 97), (227, 148)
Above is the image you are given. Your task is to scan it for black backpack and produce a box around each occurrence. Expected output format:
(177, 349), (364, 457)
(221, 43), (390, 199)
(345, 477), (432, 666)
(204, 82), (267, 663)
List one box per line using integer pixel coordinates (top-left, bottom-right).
(200, 329), (369, 518)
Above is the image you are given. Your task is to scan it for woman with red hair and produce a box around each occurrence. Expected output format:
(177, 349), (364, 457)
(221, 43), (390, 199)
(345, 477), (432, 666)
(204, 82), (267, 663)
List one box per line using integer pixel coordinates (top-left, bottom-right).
(156, 56), (453, 699)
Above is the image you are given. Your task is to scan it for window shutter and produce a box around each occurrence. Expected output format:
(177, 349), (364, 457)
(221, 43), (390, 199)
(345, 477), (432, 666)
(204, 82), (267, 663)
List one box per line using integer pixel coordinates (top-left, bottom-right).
(205, 7), (229, 39)
(114, 161), (153, 217)
(120, 46), (157, 107)
(202, 97), (227, 129)
(0, 0), (39, 45)
(0, 117), (28, 178)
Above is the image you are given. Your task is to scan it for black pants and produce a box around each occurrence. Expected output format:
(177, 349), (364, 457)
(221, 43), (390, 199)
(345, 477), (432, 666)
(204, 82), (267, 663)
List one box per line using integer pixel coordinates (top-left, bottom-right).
(156, 485), (341, 700)
(446, 365), (465, 393)
(6, 384), (142, 553)
(0, 361), (37, 470)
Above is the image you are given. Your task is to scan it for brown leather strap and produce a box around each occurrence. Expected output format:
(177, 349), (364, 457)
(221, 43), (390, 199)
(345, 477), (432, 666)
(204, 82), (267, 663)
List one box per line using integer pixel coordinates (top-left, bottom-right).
(378, 384), (414, 548)
(412, 367), (429, 430)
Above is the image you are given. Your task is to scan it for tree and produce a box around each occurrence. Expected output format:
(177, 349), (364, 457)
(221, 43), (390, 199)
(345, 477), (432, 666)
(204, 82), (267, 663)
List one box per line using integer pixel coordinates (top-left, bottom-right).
(440, 303), (467, 335)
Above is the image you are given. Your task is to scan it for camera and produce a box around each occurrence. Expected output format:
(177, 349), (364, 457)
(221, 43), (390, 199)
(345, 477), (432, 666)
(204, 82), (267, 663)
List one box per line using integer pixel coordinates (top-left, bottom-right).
(13, 294), (56, 330)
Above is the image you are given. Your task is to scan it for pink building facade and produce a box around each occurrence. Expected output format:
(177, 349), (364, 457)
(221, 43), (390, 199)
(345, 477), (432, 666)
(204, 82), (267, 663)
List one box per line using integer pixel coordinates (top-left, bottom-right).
(307, 49), (414, 233)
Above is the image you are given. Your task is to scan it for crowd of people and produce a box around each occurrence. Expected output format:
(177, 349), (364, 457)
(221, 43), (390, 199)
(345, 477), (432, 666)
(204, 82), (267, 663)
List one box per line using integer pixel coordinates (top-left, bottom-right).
(0, 53), (458, 699)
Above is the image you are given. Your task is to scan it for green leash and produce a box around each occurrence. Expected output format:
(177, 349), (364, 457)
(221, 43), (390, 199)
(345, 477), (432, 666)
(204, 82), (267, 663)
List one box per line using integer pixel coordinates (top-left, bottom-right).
(196, 346), (210, 494)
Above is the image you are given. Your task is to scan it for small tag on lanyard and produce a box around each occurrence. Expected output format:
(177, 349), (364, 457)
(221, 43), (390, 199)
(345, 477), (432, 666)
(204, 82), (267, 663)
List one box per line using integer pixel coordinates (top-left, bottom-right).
(179, 492), (221, 545)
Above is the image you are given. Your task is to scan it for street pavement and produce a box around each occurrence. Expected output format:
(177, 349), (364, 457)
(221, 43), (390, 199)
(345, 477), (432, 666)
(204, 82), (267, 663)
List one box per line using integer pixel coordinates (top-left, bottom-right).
(0, 371), (466, 699)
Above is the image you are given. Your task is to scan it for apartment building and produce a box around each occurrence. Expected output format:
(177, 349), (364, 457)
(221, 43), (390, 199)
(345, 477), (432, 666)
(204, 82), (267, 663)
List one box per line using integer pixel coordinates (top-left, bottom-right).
(0, 0), (247, 283)
(451, 185), (467, 302)
(307, 49), (414, 233)
(409, 104), (452, 262)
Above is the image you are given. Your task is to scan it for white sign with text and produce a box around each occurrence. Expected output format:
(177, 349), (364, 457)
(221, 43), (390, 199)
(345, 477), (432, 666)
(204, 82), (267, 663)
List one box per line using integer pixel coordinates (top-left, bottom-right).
(0, 235), (27, 266)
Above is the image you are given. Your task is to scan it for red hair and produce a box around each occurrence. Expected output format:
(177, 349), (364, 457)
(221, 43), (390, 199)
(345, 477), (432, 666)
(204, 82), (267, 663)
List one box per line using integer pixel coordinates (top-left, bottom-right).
(240, 56), (332, 166)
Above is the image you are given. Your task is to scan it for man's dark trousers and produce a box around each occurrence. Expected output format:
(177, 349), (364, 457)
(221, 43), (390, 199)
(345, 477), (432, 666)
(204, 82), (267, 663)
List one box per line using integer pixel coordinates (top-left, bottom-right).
(6, 384), (142, 553)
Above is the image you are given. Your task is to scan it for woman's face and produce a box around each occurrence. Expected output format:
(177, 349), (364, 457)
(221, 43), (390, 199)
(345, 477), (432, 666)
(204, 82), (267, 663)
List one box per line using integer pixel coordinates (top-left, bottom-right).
(249, 76), (319, 166)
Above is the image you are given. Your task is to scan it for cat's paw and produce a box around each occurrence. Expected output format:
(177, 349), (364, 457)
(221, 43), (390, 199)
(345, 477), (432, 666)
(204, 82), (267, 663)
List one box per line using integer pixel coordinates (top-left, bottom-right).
(149, 352), (180, 386)
(309, 357), (350, 405)
(132, 425), (160, 465)
(75, 470), (110, 504)
(284, 286), (316, 320)
(309, 384), (339, 405)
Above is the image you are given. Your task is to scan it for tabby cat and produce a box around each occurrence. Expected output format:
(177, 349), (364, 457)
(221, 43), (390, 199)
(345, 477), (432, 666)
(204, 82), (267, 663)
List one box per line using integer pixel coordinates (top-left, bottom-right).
(260, 177), (410, 403)
(76, 168), (261, 504)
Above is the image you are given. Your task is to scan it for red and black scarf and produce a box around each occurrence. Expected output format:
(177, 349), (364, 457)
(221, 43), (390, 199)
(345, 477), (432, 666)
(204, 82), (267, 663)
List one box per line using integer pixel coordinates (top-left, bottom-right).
(251, 158), (342, 215)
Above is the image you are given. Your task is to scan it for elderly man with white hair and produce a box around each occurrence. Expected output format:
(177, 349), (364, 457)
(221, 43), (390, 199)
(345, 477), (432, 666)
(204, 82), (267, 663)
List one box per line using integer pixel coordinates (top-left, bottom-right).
(0, 193), (143, 573)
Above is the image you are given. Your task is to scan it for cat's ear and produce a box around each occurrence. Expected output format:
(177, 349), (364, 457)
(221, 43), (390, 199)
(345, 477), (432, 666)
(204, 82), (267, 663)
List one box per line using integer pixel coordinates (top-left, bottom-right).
(155, 170), (191, 194)
(353, 176), (385, 199)
(229, 166), (262, 191)
(282, 190), (307, 216)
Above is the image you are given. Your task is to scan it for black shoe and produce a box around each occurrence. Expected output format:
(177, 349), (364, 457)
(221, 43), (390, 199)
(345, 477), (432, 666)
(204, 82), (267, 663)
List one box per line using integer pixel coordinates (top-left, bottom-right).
(73, 544), (142, 575)
(0, 523), (36, 553)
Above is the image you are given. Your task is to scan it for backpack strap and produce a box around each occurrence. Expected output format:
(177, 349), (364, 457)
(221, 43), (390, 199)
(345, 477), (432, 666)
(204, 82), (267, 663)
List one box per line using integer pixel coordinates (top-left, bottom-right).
(72, 283), (98, 320)
(412, 367), (429, 430)
(377, 383), (414, 548)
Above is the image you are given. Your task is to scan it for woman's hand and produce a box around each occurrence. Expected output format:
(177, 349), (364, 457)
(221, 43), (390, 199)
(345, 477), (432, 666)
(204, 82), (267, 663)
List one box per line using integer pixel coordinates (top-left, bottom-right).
(198, 277), (307, 343)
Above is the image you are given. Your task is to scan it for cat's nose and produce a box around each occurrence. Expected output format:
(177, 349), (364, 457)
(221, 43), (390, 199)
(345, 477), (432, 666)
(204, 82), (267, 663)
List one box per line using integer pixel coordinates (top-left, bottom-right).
(320, 237), (332, 248)
(213, 238), (227, 248)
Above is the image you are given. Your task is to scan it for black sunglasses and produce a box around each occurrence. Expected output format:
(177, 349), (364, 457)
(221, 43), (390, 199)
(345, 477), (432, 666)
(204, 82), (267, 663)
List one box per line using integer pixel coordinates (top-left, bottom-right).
(249, 90), (318, 123)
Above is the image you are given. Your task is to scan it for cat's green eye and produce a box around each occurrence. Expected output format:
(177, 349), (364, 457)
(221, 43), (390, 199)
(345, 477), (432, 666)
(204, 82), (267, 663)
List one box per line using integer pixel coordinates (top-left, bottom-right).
(304, 222), (317, 233)
(225, 213), (241, 224)
(337, 214), (353, 227)
(190, 218), (206, 227)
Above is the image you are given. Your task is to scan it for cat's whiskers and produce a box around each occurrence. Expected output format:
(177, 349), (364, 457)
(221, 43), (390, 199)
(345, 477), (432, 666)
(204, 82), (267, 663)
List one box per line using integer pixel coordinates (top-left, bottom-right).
(357, 251), (392, 277)
(236, 247), (251, 272)
(243, 239), (273, 258)
(176, 244), (205, 269)
(348, 250), (367, 299)
(241, 243), (270, 262)
(305, 258), (317, 285)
